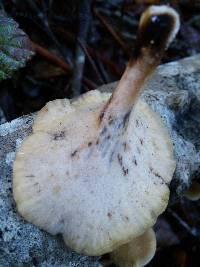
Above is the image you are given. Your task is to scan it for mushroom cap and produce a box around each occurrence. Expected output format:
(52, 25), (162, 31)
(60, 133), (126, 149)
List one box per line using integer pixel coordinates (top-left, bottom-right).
(139, 5), (180, 49)
(13, 90), (175, 255)
(110, 228), (156, 267)
(185, 181), (200, 201)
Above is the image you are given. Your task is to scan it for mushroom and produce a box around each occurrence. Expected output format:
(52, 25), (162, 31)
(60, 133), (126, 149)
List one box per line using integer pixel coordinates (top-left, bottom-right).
(185, 181), (200, 201)
(110, 228), (156, 267)
(13, 5), (179, 256)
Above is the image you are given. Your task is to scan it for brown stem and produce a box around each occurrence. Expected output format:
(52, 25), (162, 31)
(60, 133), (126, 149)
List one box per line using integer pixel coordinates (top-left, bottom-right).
(99, 5), (180, 125)
(100, 49), (158, 124)
(93, 8), (129, 56)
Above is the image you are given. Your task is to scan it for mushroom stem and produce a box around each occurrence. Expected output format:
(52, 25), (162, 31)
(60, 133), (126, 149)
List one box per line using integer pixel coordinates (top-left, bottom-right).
(100, 5), (180, 125)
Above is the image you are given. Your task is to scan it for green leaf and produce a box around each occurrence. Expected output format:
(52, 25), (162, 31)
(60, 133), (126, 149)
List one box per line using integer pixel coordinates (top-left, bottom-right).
(0, 11), (34, 81)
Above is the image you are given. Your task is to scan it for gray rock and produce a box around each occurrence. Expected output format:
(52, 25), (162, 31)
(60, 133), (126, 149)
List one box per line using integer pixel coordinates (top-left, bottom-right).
(0, 55), (200, 266)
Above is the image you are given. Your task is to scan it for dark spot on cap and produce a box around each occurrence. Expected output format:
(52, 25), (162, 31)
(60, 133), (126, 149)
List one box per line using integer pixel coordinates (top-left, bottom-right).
(99, 111), (105, 123)
(107, 212), (112, 219)
(122, 166), (129, 176)
(117, 154), (123, 166)
(122, 142), (127, 151)
(151, 167), (168, 185)
(133, 159), (137, 166)
(88, 141), (92, 147)
(53, 131), (65, 141)
(71, 150), (78, 157)
(125, 216), (129, 221)
(140, 138), (144, 145)
(25, 174), (35, 178)
(122, 112), (131, 128)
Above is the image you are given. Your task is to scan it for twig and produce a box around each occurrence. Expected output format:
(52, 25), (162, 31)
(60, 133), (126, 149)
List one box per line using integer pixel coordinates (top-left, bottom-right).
(31, 41), (71, 73)
(53, 27), (123, 77)
(72, 0), (92, 96)
(31, 41), (96, 90)
(82, 77), (98, 91)
(77, 38), (105, 84)
(93, 8), (129, 56)
(167, 208), (199, 237)
(94, 55), (110, 84)
(25, 0), (67, 60)
(93, 50), (123, 78)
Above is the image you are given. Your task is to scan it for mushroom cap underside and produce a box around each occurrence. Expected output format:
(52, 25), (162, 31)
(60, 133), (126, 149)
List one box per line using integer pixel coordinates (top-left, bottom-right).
(110, 228), (156, 267)
(185, 181), (200, 201)
(13, 90), (175, 255)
